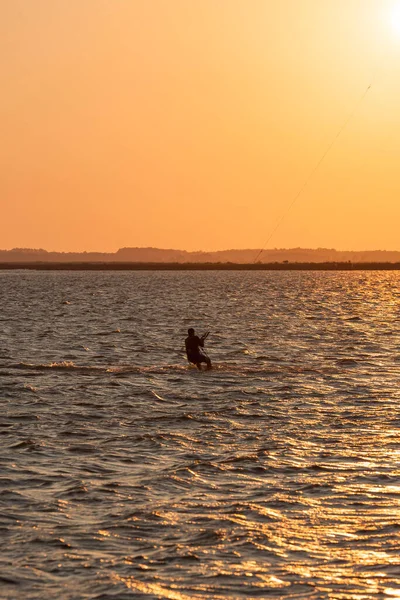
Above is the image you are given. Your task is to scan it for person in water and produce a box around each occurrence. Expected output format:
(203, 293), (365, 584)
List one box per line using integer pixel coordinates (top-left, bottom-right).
(185, 328), (212, 370)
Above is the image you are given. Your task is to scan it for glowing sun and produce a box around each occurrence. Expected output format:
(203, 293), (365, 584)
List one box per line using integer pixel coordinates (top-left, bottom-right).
(391, 3), (400, 34)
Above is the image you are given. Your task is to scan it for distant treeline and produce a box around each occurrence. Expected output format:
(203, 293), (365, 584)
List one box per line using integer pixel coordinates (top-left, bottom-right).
(1, 262), (400, 271)
(2, 247), (400, 263)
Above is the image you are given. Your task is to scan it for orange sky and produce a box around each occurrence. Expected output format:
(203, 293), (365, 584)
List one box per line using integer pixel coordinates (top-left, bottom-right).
(1, 0), (400, 252)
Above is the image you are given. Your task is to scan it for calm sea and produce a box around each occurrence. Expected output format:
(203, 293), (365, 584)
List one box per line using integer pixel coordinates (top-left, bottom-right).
(1, 270), (400, 599)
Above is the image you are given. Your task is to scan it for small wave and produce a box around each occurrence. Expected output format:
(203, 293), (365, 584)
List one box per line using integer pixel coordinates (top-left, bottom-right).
(23, 384), (38, 393)
(0, 575), (20, 585)
(10, 361), (302, 379)
(67, 444), (99, 454)
(14, 361), (107, 373)
(95, 330), (122, 336)
(337, 358), (359, 366)
(226, 348), (250, 356)
(151, 390), (170, 403)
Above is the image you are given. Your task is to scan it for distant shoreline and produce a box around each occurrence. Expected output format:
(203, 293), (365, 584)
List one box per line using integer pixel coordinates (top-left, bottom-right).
(2, 262), (400, 271)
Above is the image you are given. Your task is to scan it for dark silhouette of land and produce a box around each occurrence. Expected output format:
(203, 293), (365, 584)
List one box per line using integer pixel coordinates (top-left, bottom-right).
(1, 261), (400, 270)
(2, 246), (400, 265)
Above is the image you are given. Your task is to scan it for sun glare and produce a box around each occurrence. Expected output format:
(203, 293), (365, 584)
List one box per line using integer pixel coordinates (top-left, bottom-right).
(391, 3), (400, 34)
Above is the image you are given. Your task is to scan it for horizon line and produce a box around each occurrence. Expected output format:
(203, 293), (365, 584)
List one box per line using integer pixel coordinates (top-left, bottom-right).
(3, 246), (400, 254)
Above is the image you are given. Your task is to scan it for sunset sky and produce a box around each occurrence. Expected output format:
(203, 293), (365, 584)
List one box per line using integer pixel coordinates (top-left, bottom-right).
(2, 0), (400, 252)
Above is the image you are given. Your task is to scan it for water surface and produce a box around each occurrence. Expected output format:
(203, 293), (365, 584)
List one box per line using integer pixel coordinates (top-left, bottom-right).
(1, 270), (400, 599)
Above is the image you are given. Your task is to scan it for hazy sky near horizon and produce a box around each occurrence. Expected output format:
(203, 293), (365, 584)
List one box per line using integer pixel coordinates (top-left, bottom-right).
(2, 0), (400, 252)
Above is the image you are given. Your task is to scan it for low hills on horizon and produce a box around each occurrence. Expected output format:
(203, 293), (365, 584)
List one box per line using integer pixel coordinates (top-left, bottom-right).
(2, 247), (400, 263)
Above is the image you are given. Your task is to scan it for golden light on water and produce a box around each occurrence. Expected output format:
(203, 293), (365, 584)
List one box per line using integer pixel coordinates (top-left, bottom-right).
(109, 466), (400, 597)
(385, 589), (400, 598)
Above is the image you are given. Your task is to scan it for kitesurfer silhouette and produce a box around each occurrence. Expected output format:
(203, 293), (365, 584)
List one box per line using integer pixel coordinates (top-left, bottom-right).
(185, 328), (212, 370)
